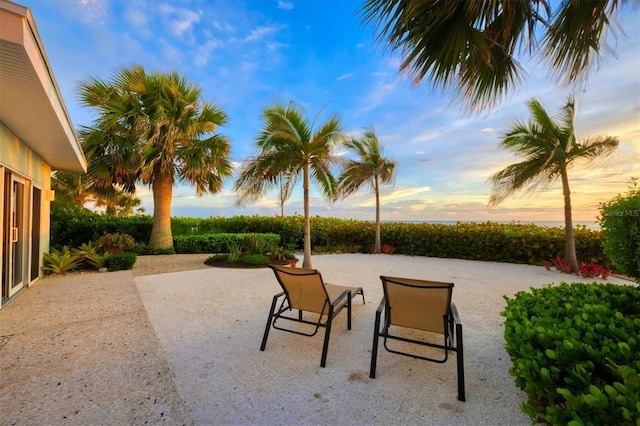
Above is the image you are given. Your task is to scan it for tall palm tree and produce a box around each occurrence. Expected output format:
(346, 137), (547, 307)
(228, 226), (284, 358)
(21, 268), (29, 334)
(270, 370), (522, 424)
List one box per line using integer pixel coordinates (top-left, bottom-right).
(337, 127), (397, 254)
(234, 101), (344, 268)
(488, 96), (619, 273)
(360, 0), (632, 111)
(78, 65), (232, 250)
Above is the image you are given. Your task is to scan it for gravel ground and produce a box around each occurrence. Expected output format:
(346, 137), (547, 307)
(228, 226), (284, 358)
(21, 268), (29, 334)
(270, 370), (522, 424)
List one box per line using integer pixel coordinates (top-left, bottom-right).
(133, 253), (634, 425)
(132, 253), (213, 276)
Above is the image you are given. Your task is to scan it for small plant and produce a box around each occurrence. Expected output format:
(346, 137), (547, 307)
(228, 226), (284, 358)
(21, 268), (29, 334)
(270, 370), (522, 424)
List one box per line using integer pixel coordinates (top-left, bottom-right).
(227, 241), (242, 262)
(244, 234), (268, 254)
(96, 232), (135, 254)
(105, 252), (137, 271)
(547, 257), (573, 274)
(84, 252), (111, 270)
(242, 253), (270, 266)
(43, 246), (82, 275)
(381, 244), (396, 254)
(205, 254), (228, 265)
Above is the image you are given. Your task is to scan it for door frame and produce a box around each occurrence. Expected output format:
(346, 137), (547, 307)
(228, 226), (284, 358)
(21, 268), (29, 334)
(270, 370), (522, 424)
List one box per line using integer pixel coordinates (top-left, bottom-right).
(3, 171), (29, 299)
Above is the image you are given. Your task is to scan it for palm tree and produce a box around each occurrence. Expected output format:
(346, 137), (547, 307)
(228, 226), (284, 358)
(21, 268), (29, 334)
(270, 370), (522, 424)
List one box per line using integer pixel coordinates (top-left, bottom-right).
(360, 0), (633, 111)
(51, 170), (142, 214)
(234, 101), (344, 268)
(337, 127), (397, 254)
(488, 96), (619, 273)
(78, 65), (232, 251)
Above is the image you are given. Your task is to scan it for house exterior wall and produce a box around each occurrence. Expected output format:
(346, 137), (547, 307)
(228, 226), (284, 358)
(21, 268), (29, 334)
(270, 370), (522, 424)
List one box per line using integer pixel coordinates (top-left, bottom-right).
(0, 121), (52, 304)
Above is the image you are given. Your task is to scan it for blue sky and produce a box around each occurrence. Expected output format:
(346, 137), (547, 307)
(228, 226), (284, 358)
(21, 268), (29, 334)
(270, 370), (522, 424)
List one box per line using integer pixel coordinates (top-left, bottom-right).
(28, 0), (639, 224)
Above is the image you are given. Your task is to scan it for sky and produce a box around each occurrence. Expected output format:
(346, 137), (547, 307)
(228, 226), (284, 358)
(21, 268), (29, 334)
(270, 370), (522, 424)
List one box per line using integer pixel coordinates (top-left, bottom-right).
(26, 0), (640, 225)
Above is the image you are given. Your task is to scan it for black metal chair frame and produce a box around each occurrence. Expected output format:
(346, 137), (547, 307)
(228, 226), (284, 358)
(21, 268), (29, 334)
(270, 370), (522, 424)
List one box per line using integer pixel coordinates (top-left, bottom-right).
(369, 276), (466, 402)
(260, 265), (364, 367)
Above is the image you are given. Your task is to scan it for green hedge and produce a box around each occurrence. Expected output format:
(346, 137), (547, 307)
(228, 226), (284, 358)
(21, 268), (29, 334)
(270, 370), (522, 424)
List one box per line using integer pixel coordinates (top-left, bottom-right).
(51, 204), (152, 249)
(51, 209), (607, 266)
(502, 282), (640, 424)
(599, 180), (640, 281)
(173, 233), (281, 254)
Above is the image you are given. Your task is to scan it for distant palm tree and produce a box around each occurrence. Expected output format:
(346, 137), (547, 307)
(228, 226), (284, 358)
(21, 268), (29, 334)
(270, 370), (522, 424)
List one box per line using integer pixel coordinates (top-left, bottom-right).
(488, 96), (619, 273)
(360, 0), (633, 111)
(234, 101), (344, 268)
(337, 127), (397, 254)
(78, 65), (232, 250)
(51, 170), (142, 215)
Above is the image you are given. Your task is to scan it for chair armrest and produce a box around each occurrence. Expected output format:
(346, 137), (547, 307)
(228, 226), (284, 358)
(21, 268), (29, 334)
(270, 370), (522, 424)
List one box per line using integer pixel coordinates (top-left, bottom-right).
(450, 302), (462, 325)
(376, 297), (386, 313)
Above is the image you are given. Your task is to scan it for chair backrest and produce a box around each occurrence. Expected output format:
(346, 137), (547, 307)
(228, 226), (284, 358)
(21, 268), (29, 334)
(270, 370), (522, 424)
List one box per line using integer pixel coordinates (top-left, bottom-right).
(380, 276), (454, 334)
(269, 265), (329, 314)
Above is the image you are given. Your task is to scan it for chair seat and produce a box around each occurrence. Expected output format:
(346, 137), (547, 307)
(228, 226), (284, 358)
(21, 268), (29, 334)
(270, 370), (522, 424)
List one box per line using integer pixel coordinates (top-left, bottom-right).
(325, 283), (364, 307)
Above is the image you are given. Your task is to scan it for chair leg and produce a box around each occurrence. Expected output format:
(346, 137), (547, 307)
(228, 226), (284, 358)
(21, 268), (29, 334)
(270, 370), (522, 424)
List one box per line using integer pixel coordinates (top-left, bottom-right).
(347, 296), (352, 330)
(320, 306), (334, 367)
(260, 295), (278, 351)
(456, 322), (465, 402)
(369, 309), (382, 378)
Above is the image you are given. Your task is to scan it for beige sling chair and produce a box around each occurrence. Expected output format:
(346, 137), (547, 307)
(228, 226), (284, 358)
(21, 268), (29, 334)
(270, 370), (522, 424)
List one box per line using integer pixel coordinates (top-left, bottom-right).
(261, 265), (365, 367)
(370, 275), (465, 401)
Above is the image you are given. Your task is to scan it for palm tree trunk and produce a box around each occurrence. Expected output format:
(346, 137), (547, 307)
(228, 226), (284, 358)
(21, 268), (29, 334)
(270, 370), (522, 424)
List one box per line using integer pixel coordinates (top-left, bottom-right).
(374, 175), (381, 254)
(561, 167), (579, 273)
(148, 171), (174, 251)
(302, 162), (312, 268)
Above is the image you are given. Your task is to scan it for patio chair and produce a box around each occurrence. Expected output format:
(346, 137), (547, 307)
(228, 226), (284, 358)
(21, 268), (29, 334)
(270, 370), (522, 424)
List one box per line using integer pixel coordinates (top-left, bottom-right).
(369, 275), (465, 401)
(260, 264), (365, 367)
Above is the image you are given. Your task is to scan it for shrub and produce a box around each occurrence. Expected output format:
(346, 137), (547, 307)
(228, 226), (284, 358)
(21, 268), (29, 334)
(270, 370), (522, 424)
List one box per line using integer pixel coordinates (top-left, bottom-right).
(599, 178), (640, 281)
(172, 233), (280, 254)
(105, 252), (137, 271)
(204, 254), (227, 264)
(502, 282), (640, 425)
(42, 246), (82, 275)
(96, 232), (136, 253)
(242, 253), (270, 266)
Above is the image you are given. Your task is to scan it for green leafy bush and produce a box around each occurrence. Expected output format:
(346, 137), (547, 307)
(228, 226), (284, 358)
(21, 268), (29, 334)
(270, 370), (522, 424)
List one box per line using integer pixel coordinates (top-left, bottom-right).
(173, 233), (280, 254)
(43, 246), (82, 275)
(50, 204), (152, 249)
(502, 282), (640, 425)
(242, 253), (270, 266)
(96, 232), (136, 253)
(204, 254), (227, 264)
(53, 210), (607, 267)
(105, 252), (137, 271)
(599, 178), (640, 281)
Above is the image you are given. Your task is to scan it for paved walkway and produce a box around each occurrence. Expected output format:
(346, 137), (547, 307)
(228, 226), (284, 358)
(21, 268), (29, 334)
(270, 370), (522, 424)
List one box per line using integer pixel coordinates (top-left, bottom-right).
(0, 271), (192, 425)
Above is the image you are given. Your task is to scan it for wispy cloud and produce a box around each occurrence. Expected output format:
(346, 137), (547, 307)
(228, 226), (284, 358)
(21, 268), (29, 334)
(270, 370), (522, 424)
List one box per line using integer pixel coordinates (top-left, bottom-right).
(158, 3), (202, 38)
(244, 25), (284, 42)
(77, 0), (108, 23)
(336, 73), (354, 81)
(277, 1), (294, 10)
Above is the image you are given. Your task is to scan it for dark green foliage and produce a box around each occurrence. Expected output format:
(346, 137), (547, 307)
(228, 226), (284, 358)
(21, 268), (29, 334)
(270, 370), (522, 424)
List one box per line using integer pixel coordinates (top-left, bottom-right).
(204, 254), (228, 264)
(172, 233), (280, 254)
(241, 253), (271, 266)
(599, 179), (640, 281)
(53, 211), (607, 267)
(105, 252), (137, 271)
(50, 204), (152, 249)
(502, 282), (640, 425)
